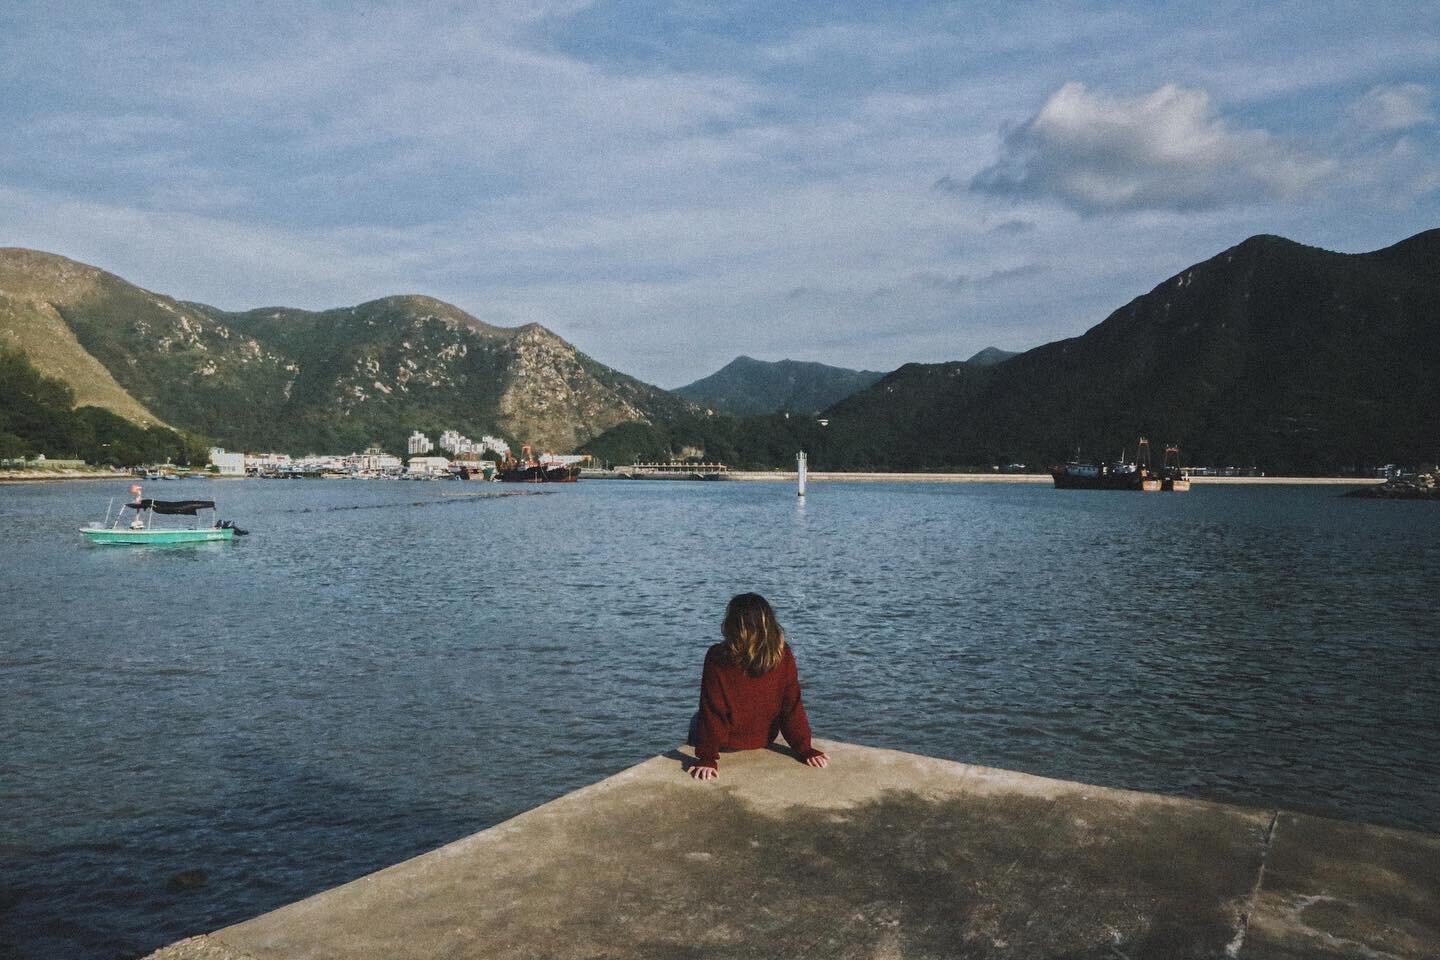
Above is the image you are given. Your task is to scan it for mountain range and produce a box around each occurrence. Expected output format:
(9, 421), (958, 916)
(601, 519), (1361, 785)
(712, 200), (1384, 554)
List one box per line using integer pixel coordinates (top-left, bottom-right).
(2, 229), (1435, 472)
(584, 230), (1438, 473)
(675, 348), (1016, 417)
(0, 248), (691, 454)
(809, 230), (1439, 473)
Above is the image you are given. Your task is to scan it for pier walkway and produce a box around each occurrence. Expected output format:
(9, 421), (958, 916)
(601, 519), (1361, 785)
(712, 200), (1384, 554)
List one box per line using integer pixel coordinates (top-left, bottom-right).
(148, 741), (1438, 959)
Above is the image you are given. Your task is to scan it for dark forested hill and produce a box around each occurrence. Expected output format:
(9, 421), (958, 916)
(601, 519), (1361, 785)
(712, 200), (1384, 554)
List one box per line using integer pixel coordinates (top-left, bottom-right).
(858, 230), (1440, 473)
(589, 230), (1439, 472)
(674, 355), (884, 415)
(965, 346), (1018, 366)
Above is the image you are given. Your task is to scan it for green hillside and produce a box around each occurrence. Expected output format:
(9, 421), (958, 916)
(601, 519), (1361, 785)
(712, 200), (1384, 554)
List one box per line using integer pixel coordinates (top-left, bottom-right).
(0, 250), (694, 455)
(0, 249), (169, 426)
(0, 347), (205, 465)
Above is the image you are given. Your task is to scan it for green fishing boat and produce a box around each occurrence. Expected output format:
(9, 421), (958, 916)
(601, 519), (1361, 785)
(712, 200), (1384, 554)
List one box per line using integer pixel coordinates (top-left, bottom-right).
(80, 485), (246, 545)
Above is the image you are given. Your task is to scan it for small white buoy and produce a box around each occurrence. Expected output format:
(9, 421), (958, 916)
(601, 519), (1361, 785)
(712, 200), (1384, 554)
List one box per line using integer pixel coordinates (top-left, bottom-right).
(796, 451), (807, 498)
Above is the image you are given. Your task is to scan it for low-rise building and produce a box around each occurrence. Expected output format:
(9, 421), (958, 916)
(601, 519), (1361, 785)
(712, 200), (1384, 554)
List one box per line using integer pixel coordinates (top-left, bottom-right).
(245, 452), (292, 473)
(355, 445), (403, 475)
(208, 447), (246, 476)
(406, 455), (451, 477)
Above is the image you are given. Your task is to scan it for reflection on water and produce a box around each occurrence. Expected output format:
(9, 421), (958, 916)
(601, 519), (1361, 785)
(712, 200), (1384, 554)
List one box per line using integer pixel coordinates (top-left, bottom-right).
(1, 478), (1437, 958)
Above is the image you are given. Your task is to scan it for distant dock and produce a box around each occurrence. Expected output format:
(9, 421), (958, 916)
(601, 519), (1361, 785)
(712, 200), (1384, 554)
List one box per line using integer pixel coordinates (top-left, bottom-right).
(148, 741), (1438, 959)
(582, 461), (733, 480)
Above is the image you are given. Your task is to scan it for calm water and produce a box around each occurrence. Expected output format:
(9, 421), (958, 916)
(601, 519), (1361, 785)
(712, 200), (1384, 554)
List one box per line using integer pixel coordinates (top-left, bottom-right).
(2, 478), (1437, 959)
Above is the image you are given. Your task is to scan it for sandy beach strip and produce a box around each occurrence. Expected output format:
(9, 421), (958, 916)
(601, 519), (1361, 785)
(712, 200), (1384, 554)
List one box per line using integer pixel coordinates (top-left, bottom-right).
(0, 469), (134, 484)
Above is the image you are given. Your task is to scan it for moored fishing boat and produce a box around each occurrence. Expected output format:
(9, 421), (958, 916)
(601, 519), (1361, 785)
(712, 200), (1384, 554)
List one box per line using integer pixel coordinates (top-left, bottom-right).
(1050, 438), (1159, 491)
(1160, 444), (1190, 491)
(1050, 460), (1148, 490)
(497, 445), (582, 483)
(80, 485), (246, 545)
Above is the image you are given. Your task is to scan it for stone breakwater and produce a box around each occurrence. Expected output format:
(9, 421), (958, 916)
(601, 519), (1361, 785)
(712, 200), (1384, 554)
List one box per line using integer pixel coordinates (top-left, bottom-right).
(147, 741), (1439, 960)
(1344, 475), (1440, 499)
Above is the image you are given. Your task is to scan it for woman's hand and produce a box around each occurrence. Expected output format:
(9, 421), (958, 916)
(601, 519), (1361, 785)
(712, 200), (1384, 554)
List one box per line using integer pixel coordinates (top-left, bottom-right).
(806, 752), (829, 768)
(689, 764), (717, 780)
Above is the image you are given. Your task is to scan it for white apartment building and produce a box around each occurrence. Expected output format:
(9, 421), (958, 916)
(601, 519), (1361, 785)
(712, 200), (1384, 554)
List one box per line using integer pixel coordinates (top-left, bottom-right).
(439, 429), (473, 453)
(408, 431), (434, 455)
(406, 455), (451, 477)
(438, 429), (510, 458)
(208, 447), (246, 476)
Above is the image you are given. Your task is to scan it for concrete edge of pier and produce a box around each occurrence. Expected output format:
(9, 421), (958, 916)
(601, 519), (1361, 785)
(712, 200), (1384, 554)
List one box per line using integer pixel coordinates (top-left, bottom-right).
(145, 740), (1439, 960)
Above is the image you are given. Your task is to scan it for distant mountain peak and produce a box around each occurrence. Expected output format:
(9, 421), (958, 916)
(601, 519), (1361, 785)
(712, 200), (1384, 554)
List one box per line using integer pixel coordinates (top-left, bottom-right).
(676, 355), (884, 415)
(965, 346), (1018, 366)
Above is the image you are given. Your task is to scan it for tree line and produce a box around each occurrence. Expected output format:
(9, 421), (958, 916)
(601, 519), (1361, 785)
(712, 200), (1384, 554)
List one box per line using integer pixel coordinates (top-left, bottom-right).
(0, 347), (210, 466)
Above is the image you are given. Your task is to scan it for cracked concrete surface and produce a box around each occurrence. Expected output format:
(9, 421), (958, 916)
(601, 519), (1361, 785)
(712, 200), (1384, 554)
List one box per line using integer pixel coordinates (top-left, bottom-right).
(144, 741), (1440, 960)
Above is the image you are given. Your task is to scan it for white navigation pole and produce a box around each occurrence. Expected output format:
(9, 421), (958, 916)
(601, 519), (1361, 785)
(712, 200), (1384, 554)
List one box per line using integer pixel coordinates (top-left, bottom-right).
(796, 451), (807, 498)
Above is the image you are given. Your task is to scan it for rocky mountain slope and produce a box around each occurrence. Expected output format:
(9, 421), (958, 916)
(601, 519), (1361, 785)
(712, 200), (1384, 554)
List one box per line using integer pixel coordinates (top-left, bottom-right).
(0, 249), (170, 427)
(0, 249), (694, 453)
(674, 356), (884, 415)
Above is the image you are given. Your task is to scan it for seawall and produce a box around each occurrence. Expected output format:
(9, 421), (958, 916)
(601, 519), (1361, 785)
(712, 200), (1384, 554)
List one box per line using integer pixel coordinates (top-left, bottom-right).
(146, 741), (1438, 959)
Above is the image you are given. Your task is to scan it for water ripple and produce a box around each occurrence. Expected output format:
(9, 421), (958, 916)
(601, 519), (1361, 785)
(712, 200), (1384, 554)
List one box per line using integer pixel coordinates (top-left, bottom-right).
(1, 479), (1437, 959)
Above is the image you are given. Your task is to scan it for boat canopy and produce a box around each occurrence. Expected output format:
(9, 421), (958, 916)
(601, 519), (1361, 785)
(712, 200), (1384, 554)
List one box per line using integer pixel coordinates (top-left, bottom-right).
(128, 499), (217, 515)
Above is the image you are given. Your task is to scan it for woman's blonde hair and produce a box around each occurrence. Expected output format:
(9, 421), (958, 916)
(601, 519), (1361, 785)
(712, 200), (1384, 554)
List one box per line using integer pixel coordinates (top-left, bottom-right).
(721, 593), (786, 676)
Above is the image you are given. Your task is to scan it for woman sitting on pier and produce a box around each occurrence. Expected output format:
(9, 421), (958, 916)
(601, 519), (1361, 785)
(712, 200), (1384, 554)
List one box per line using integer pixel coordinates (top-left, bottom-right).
(688, 593), (829, 780)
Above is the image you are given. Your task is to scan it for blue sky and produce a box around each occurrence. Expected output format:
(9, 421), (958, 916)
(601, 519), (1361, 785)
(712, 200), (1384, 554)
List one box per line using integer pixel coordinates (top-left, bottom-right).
(2, 1), (1437, 386)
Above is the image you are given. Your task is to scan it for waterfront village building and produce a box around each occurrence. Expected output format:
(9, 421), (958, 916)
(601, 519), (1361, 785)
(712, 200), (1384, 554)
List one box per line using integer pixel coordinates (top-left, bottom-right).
(408, 431), (435, 455)
(208, 447), (246, 476)
(244, 452), (292, 472)
(406, 455), (451, 477)
(351, 446), (403, 474)
(292, 454), (347, 473)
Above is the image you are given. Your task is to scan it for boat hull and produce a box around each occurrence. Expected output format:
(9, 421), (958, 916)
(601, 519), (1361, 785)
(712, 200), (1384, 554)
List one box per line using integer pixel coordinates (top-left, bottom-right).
(498, 465), (580, 483)
(80, 527), (234, 545)
(1051, 468), (1146, 491)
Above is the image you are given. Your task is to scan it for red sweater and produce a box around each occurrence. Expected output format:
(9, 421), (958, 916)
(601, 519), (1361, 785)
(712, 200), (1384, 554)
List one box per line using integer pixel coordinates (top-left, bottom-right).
(693, 643), (821, 769)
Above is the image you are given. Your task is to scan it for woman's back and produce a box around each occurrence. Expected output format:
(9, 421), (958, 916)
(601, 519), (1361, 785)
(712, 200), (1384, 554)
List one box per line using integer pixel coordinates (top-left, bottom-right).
(689, 593), (827, 779)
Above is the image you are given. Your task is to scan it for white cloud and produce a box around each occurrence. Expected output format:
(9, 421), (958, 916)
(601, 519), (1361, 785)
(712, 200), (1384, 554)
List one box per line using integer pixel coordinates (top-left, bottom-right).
(2, 4), (1437, 386)
(971, 83), (1331, 213)
(1348, 83), (1435, 134)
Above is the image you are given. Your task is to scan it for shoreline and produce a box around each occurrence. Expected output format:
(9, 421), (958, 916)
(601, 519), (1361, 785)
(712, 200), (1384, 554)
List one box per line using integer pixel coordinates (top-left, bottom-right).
(1, 470), (1387, 487)
(0, 470), (133, 484)
(727, 471), (1384, 485)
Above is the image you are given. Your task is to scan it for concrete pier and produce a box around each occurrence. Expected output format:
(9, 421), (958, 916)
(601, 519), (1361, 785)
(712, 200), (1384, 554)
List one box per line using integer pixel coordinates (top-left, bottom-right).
(147, 741), (1439, 959)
